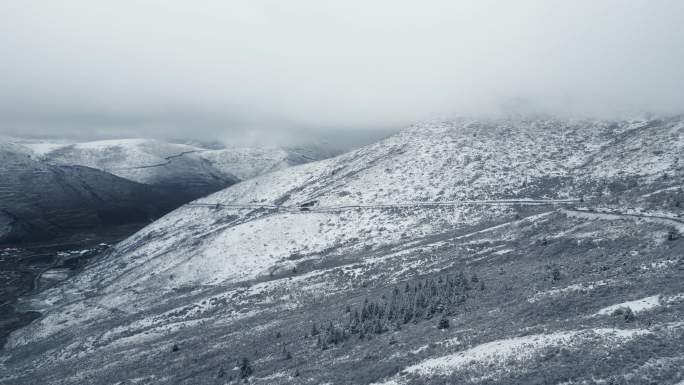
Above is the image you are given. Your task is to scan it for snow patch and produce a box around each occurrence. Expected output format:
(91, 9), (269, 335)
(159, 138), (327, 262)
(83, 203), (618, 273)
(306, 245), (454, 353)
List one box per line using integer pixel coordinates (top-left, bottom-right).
(595, 295), (661, 316)
(403, 331), (579, 376)
(402, 328), (648, 377)
(528, 279), (615, 303)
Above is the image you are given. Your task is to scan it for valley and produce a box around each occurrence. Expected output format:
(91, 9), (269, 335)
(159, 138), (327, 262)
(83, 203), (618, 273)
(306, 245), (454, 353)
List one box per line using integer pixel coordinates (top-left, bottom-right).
(0, 224), (143, 350)
(0, 137), (334, 357)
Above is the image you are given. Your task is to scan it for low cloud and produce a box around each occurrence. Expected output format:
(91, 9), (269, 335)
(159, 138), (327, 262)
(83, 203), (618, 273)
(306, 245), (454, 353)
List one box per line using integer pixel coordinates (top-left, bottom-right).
(1, 1), (683, 143)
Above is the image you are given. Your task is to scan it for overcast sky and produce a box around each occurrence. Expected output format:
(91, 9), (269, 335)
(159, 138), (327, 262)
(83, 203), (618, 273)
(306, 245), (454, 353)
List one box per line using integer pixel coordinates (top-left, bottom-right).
(1, 1), (683, 143)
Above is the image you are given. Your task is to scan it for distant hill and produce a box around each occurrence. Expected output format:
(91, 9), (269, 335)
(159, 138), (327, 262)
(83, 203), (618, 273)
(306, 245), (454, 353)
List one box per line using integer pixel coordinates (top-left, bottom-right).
(1, 138), (334, 244)
(25, 138), (338, 190)
(0, 142), (177, 244)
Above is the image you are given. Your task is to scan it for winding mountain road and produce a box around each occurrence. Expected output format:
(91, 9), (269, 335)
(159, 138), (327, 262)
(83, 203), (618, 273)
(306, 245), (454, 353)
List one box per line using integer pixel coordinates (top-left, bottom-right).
(106, 150), (202, 171)
(186, 199), (581, 212)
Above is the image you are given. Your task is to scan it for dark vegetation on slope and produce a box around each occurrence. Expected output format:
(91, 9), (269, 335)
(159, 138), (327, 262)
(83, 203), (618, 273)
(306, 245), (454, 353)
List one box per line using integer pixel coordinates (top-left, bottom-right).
(0, 162), (173, 245)
(0, 161), (236, 246)
(311, 272), (483, 349)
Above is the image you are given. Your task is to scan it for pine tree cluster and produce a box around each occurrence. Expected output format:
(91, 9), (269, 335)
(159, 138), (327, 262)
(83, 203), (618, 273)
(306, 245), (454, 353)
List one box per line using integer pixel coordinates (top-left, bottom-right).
(312, 272), (480, 349)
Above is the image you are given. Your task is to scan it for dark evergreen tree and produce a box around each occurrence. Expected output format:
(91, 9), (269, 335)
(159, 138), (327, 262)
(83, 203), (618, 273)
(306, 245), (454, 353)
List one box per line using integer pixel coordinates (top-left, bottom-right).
(314, 273), (486, 348)
(667, 228), (678, 241)
(624, 307), (636, 323)
(239, 357), (253, 379)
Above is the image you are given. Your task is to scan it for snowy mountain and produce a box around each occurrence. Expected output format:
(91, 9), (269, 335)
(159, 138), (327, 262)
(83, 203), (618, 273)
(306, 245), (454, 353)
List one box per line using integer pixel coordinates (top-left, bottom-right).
(22, 138), (336, 202)
(0, 142), (181, 244)
(199, 145), (327, 181)
(2, 117), (683, 384)
(0, 138), (334, 244)
(25, 138), (237, 203)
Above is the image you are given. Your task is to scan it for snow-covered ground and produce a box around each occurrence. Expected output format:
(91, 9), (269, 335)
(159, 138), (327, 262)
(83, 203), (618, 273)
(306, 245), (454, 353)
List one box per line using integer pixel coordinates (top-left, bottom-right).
(400, 328), (648, 377)
(9, 117), (682, 320)
(2, 117), (683, 385)
(595, 295), (662, 316)
(15, 137), (331, 186)
(528, 279), (616, 303)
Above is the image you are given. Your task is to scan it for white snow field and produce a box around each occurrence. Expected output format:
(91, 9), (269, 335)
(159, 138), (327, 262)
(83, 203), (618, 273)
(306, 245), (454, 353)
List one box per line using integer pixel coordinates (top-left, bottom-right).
(595, 295), (662, 316)
(15, 137), (331, 186)
(401, 328), (649, 376)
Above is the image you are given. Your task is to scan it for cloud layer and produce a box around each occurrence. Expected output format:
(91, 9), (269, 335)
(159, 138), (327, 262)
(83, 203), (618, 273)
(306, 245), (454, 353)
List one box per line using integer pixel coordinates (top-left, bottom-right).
(1, 1), (683, 142)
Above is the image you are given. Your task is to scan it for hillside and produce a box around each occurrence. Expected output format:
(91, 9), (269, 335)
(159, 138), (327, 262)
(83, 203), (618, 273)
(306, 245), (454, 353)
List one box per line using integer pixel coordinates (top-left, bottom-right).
(0, 142), (176, 244)
(1, 138), (335, 244)
(198, 145), (327, 181)
(23, 138), (336, 201)
(25, 138), (237, 202)
(1, 117), (683, 385)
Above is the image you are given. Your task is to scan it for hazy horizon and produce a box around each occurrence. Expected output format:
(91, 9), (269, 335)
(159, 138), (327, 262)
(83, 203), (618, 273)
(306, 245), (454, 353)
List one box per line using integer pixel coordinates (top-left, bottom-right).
(2, 1), (684, 144)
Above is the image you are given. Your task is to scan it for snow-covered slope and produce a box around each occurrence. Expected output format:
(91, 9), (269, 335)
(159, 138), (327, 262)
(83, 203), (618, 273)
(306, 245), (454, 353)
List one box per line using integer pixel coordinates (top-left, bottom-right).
(30, 138), (203, 180)
(25, 139), (236, 200)
(44, 117), (681, 289)
(1, 137), (334, 244)
(0, 142), (175, 244)
(2, 117), (683, 384)
(25, 138), (337, 183)
(199, 146), (320, 181)
(22, 138), (335, 201)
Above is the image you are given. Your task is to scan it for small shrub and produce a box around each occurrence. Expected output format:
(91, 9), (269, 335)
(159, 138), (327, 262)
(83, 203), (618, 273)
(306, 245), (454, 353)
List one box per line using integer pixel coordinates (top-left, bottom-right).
(667, 228), (679, 241)
(239, 357), (253, 379)
(438, 316), (450, 329)
(623, 307), (636, 323)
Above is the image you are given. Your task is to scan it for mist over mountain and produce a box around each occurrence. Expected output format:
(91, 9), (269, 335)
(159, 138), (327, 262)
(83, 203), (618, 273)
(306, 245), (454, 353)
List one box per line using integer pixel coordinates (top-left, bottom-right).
(2, 1), (684, 142)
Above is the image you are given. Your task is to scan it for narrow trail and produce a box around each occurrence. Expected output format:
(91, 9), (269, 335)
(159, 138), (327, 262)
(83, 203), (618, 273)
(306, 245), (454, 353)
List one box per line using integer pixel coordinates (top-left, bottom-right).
(107, 150), (202, 171)
(186, 199), (580, 213)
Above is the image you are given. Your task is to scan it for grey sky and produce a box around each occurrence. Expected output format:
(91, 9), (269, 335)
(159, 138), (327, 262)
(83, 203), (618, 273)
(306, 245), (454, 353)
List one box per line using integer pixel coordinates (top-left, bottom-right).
(1, 1), (683, 143)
